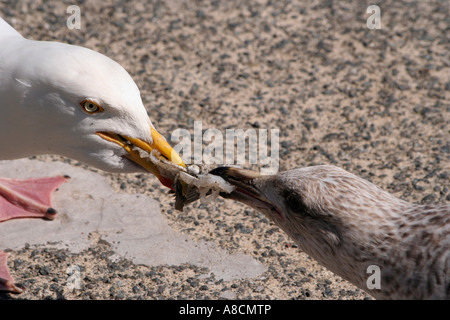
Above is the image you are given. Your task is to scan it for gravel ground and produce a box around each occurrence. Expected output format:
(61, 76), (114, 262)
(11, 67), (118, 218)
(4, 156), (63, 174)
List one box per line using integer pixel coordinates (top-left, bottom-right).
(0, 0), (449, 300)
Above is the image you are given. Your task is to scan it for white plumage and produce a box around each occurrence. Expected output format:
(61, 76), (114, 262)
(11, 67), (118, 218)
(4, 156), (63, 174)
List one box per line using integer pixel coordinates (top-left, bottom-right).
(0, 17), (153, 172)
(0, 17), (184, 293)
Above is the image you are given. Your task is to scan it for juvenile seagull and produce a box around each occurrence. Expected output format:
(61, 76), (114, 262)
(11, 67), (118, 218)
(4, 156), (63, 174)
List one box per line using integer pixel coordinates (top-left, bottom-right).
(0, 17), (185, 293)
(211, 165), (449, 299)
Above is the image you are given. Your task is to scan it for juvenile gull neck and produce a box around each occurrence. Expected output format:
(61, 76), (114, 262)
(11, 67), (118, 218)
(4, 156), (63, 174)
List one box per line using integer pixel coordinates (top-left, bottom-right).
(212, 165), (450, 299)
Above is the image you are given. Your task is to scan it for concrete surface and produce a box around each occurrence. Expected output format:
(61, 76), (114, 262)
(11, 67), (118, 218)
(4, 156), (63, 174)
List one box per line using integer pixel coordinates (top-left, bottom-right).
(0, 159), (265, 282)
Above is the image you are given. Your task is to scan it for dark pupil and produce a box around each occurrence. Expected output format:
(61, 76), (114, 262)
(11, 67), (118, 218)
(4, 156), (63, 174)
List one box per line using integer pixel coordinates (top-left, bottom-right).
(287, 195), (302, 211)
(89, 104), (95, 109)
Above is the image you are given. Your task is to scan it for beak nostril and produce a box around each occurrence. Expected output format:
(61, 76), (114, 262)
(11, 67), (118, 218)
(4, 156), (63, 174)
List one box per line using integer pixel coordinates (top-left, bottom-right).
(209, 166), (233, 176)
(117, 134), (130, 144)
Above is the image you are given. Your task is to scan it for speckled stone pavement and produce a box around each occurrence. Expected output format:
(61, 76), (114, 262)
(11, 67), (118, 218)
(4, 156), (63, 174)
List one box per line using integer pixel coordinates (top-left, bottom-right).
(0, 0), (448, 300)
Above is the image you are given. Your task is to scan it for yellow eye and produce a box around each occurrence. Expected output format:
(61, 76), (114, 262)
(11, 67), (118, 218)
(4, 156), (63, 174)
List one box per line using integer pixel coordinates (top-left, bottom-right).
(81, 100), (103, 114)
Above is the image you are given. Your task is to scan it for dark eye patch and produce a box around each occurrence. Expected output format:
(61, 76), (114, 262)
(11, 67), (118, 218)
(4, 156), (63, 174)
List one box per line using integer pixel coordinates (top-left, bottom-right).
(284, 191), (308, 214)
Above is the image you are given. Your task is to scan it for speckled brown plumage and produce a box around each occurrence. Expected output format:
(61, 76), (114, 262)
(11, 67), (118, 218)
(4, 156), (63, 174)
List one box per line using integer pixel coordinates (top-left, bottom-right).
(213, 165), (450, 299)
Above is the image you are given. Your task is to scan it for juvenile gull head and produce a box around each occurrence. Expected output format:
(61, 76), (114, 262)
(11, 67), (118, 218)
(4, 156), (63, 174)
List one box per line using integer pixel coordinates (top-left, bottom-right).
(211, 165), (450, 299)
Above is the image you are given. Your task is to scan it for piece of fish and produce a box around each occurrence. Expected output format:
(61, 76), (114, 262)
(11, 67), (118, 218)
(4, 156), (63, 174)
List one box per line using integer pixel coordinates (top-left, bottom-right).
(146, 152), (234, 211)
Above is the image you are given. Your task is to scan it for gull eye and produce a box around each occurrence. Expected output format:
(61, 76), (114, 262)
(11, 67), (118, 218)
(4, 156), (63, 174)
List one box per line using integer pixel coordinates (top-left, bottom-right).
(285, 193), (306, 213)
(81, 100), (103, 114)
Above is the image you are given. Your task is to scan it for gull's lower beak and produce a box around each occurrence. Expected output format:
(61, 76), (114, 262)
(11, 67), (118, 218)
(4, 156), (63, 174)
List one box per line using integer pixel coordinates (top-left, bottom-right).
(97, 127), (185, 189)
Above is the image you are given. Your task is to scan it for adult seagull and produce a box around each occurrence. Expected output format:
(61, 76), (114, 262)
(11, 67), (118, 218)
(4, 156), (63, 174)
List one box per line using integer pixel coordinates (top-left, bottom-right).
(0, 17), (185, 293)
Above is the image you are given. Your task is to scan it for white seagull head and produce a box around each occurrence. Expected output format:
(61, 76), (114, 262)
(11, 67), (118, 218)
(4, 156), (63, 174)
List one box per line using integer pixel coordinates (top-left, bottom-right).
(1, 23), (184, 187)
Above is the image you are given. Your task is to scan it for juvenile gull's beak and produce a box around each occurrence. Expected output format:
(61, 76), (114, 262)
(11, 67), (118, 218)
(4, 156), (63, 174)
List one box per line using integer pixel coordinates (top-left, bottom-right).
(96, 127), (185, 189)
(209, 167), (261, 196)
(210, 166), (285, 220)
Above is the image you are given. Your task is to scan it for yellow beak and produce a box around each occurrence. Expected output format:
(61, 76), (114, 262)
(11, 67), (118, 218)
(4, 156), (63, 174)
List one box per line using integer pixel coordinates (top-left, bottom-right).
(96, 127), (185, 189)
